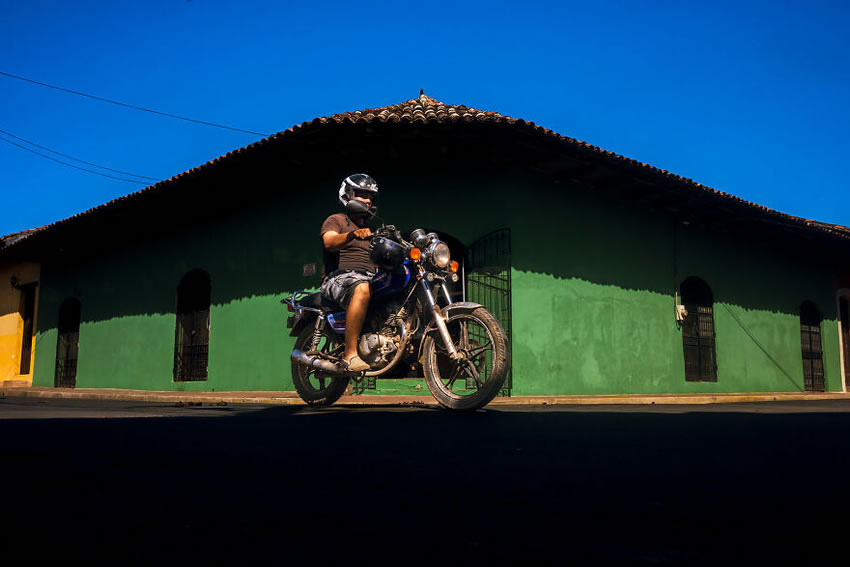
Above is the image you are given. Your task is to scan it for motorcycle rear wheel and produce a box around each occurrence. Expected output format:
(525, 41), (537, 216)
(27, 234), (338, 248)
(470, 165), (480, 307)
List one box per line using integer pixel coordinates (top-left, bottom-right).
(422, 307), (509, 411)
(291, 326), (350, 406)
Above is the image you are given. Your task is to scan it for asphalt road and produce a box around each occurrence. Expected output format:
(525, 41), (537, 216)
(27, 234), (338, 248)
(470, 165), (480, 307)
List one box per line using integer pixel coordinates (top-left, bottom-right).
(3, 397), (849, 565)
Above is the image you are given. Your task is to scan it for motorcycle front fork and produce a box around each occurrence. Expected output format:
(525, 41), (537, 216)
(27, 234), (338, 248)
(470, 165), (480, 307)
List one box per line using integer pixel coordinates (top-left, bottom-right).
(417, 279), (459, 359)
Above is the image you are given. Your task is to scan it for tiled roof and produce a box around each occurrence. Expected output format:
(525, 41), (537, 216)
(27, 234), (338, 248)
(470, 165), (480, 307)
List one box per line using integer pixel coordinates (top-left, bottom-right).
(288, 92), (507, 127)
(0, 227), (41, 247)
(2, 92), (849, 254)
(283, 92), (850, 242)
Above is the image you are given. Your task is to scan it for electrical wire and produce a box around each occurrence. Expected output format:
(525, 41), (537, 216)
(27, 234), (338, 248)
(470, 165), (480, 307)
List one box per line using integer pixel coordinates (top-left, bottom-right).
(0, 70), (270, 137)
(0, 127), (158, 181)
(0, 134), (149, 184)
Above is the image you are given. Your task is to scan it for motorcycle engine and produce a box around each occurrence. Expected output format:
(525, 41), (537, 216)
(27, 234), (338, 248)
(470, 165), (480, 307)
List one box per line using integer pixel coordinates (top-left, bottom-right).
(358, 303), (406, 367)
(358, 333), (397, 366)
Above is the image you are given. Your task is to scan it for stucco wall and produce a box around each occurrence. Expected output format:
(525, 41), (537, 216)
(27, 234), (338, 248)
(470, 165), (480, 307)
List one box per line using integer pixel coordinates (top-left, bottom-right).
(507, 176), (841, 394)
(30, 166), (845, 394)
(0, 262), (40, 386)
(33, 199), (306, 391)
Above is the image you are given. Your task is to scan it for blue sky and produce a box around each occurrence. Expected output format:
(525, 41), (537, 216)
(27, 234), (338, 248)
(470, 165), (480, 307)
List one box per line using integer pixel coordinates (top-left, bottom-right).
(1, 0), (849, 236)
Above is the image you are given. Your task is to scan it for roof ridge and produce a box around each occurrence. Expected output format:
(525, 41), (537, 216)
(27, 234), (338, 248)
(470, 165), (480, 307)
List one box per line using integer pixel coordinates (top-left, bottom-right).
(312, 91), (505, 126)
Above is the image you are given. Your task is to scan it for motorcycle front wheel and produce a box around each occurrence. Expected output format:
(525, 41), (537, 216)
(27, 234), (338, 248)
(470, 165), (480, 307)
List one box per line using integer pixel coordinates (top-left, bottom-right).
(422, 307), (509, 411)
(291, 325), (350, 406)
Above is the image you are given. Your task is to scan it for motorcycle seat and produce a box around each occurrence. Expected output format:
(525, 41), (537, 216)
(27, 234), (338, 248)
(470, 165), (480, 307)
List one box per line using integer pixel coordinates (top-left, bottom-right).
(299, 292), (343, 313)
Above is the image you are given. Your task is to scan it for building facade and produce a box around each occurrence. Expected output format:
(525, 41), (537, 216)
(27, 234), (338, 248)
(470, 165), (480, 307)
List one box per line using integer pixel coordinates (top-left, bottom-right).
(0, 229), (40, 387)
(3, 94), (849, 395)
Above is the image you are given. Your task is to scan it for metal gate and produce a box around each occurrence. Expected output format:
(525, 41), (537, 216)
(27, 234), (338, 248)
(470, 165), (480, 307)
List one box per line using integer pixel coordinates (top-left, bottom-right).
(174, 310), (210, 381)
(465, 229), (512, 396)
(799, 302), (825, 392)
(173, 270), (211, 381)
(682, 305), (718, 382)
(680, 277), (718, 382)
(55, 298), (80, 388)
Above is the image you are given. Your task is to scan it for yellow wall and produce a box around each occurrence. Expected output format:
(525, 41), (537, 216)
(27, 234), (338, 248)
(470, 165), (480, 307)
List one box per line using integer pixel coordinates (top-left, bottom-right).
(0, 262), (39, 386)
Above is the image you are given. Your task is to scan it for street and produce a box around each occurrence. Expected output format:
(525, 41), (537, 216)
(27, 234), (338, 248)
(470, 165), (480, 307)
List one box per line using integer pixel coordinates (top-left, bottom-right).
(3, 397), (849, 565)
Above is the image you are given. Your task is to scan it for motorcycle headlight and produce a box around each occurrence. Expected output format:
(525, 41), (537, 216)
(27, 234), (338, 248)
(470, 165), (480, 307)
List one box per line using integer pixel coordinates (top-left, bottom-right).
(431, 241), (451, 268)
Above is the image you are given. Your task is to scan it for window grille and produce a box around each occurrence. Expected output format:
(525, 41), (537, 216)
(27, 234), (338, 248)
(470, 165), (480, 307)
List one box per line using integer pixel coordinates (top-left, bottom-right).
(800, 302), (825, 392)
(173, 270), (211, 381)
(466, 229), (512, 396)
(680, 277), (717, 382)
(18, 283), (37, 375)
(54, 298), (81, 388)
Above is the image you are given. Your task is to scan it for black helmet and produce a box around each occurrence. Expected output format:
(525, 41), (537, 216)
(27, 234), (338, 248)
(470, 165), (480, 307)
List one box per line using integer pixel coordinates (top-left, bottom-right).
(339, 173), (378, 217)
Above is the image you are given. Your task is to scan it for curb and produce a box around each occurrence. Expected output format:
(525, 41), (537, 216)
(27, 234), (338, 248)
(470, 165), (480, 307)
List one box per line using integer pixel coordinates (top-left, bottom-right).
(489, 392), (850, 405)
(1, 387), (848, 407)
(0, 388), (306, 406)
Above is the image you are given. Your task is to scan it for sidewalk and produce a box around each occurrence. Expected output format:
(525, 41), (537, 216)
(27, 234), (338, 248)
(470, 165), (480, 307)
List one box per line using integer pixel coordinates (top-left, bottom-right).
(1, 386), (848, 406)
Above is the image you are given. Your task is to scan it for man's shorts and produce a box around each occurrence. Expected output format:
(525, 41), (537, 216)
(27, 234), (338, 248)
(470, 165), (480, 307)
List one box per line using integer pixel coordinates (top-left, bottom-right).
(320, 271), (373, 308)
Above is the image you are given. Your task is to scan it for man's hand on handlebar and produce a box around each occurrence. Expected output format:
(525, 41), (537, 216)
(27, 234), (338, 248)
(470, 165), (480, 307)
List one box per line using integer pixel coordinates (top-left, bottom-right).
(351, 228), (372, 240)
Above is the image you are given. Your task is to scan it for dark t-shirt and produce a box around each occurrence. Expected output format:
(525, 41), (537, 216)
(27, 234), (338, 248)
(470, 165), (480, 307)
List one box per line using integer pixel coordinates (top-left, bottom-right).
(320, 213), (377, 274)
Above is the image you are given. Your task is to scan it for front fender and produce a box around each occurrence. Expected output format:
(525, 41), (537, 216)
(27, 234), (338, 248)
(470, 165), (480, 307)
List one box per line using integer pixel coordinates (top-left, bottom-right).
(441, 301), (483, 318)
(417, 302), (484, 362)
(426, 302), (483, 332)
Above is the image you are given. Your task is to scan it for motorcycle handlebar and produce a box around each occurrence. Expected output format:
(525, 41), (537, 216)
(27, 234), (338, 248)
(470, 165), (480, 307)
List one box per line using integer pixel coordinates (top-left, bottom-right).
(370, 225), (413, 247)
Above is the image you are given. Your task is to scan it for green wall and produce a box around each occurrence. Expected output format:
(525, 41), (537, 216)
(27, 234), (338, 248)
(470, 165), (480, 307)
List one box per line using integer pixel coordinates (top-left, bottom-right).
(508, 176), (842, 395)
(33, 197), (310, 391)
(32, 164), (845, 395)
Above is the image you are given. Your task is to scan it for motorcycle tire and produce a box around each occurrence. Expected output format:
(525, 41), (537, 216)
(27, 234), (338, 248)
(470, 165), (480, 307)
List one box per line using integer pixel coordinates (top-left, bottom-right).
(291, 325), (350, 406)
(422, 306), (509, 411)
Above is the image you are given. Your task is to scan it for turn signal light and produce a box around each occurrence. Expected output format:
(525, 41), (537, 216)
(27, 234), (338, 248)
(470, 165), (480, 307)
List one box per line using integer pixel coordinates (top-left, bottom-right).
(450, 261), (459, 273)
(410, 247), (421, 260)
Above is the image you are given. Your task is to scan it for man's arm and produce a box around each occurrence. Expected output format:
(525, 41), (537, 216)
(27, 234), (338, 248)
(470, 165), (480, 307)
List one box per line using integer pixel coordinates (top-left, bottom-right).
(322, 228), (372, 252)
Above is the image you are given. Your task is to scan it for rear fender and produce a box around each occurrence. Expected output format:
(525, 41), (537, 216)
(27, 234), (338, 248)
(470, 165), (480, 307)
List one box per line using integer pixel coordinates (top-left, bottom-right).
(289, 310), (318, 337)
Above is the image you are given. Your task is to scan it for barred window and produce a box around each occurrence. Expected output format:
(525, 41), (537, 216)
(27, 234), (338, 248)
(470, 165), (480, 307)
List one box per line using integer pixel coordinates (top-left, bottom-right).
(800, 301), (825, 392)
(680, 277), (717, 382)
(55, 297), (81, 388)
(173, 270), (211, 381)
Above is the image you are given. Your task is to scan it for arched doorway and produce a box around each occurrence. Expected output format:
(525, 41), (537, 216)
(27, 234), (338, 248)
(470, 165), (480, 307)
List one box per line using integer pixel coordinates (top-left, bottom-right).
(54, 297), (81, 388)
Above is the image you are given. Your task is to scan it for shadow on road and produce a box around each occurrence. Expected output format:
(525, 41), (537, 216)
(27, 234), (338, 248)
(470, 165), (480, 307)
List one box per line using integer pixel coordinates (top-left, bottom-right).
(3, 401), (848, 565)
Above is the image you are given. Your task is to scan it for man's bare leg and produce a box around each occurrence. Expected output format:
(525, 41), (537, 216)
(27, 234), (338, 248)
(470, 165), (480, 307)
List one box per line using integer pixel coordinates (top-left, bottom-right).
(344, 282), (370, 368)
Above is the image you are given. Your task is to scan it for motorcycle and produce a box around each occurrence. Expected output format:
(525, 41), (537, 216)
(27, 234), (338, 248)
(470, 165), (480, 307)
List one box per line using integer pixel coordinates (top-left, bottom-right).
(283, 226), (509, 410)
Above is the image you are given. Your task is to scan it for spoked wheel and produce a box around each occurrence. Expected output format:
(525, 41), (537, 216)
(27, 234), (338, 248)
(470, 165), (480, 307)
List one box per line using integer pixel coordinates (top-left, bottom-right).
(291, 326), (350, 406)
(423, 307), (509, 411)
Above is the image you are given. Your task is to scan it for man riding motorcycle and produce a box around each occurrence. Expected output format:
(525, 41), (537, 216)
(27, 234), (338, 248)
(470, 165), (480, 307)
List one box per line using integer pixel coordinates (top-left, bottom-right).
(319, 173), (380, 373)
(286, 174), (510, 409)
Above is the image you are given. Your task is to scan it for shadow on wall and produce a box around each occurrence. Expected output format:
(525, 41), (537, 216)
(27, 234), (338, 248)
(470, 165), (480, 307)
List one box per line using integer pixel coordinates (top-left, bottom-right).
(35, 198), (319, 331)
(35, 147), (840, 335)
(379, 164), (838, 320)
(510, 175), (839, 319)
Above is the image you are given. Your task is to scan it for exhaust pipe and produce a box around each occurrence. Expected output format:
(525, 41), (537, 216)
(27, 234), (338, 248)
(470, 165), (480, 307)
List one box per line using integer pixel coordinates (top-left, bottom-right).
(291, 349), (346, 375)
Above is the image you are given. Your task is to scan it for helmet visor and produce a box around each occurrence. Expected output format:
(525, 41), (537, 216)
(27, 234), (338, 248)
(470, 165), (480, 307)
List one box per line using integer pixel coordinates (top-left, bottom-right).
(353, 189), (375, 199)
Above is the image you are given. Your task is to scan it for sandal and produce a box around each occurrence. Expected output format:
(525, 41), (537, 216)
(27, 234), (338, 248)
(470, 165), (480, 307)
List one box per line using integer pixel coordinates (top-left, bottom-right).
(343, 355), (370, 373)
